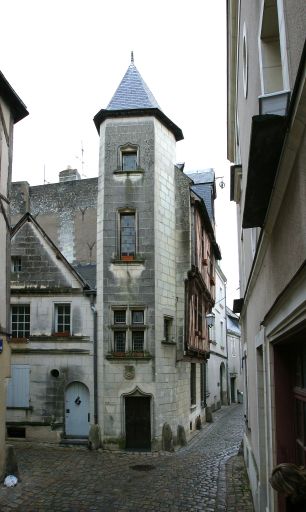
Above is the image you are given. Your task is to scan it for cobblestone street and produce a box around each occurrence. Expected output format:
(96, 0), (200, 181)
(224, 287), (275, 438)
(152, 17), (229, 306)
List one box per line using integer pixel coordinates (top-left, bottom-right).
(0, 404), (254, 511)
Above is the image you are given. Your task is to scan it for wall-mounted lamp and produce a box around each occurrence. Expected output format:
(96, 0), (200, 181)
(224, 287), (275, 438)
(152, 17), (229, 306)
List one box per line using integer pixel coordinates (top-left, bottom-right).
(206, 312), (215, 328)
(216, 176), (225, 189)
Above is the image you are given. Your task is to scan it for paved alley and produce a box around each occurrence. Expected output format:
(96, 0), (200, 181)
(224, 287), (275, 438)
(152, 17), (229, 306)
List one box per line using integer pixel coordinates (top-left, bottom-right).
(0, 404), (253, 511)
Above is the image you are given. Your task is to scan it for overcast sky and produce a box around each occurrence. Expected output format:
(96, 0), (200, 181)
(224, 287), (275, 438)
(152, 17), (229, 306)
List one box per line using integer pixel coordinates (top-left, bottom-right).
(1, 0), (239, 306)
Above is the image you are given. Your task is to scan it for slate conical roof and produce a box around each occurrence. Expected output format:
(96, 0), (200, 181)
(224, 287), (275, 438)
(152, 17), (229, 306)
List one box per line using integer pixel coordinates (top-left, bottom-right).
(93, 55), (183, 141)
(107, 61), (160, 111)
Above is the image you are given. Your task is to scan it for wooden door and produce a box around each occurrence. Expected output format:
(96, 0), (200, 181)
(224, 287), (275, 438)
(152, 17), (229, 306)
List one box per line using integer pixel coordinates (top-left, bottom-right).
(125, 396), (151, 450)
(65, 382), (90, 437)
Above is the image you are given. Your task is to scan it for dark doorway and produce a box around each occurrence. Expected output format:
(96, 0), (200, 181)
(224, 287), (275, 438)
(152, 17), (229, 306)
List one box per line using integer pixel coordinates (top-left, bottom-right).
(274, 329), (306, 512)
(125, 396), (151, 450)
(230, 377), (236, 402)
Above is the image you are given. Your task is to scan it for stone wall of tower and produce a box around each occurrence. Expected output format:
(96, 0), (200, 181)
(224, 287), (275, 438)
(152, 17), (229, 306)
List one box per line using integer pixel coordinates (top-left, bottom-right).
(153, 119), (179, 438)
(96, 117), (157, 443)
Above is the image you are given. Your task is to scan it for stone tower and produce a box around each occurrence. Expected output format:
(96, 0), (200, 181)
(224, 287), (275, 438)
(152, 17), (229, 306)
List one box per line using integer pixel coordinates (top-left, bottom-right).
(94, 55), (184, 450)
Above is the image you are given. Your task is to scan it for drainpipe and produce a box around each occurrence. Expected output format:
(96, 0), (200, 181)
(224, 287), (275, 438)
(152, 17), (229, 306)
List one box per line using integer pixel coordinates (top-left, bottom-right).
(90, 300), (98, 424)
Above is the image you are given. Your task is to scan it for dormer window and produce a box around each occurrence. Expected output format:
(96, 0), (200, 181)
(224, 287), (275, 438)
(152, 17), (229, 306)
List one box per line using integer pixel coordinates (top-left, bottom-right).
(119, 144), (139, 171)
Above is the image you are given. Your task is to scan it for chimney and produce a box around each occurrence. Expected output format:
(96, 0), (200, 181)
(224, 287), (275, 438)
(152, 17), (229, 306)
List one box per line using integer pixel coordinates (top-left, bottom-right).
(59, 166), (81, 182)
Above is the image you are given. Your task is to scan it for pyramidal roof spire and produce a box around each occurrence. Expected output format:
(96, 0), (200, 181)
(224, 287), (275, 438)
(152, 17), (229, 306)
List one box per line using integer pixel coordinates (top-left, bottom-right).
(106, 54), (160, 111)
(93, 54), (183, 141)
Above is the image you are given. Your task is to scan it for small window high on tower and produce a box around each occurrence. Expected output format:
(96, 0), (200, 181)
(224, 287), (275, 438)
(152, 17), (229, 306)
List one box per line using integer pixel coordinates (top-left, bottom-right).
(119, 143), (139, 171)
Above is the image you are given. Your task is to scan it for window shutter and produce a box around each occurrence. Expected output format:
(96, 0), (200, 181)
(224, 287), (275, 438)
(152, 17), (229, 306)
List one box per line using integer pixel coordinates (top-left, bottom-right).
(7, 365), (30, 407)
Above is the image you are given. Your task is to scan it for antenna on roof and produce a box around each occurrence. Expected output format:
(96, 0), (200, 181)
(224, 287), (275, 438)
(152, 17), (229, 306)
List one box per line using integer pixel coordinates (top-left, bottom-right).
(43, 164), (50, 184)
(75, 141), (85, 175)
(131, 51), (134, 64)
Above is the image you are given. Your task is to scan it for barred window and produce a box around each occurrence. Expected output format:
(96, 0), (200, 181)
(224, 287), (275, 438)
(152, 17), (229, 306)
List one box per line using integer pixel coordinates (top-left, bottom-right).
(112, 307), (145, 354)
(132, 331), (144, 351)
(114, 331), (126, 352)
(114, 310), (126, 324)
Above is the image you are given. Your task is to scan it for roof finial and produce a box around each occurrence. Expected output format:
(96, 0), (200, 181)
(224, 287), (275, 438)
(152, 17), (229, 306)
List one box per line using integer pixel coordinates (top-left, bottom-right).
(131, 51), (134, 64)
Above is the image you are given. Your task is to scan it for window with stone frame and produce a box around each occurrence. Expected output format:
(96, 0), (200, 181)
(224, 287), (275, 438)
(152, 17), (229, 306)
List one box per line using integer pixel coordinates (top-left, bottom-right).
(190, 363), (196, 406)
(119, 211), (136, 261)
(119, 143), (139, 171)
(54, 303), (71, 335)
(11, 304), (30, 339)
(114, 331), (126, 352)
(112, 307), (145, 354)
(163, 316), (173, 342)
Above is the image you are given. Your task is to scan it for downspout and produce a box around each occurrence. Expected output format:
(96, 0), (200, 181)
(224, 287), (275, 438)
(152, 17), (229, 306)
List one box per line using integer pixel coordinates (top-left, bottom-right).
(90, 299), (98, 424)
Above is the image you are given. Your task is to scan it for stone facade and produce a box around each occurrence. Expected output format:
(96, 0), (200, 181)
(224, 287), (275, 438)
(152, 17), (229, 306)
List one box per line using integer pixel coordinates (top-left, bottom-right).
(11, 174), (98, 265)
(7, 214), (94, 442)
(95, 60), (220, 450)
(208, 264), (228, 412)
(0, 72), (28, 478)
(227, 1), (306, 510)
(8, 60), (221, 451)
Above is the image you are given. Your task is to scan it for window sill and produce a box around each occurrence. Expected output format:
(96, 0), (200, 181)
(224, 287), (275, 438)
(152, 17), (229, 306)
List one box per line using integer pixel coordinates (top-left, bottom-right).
(161, 339), (176, 346)
(106, 352), (152, 361)
(9, 337), (29, 344)
(111, 257), (145, 265)
(15, 335), (90, 342)
(190, 405), (197, 411)
(113, 168), (144, 176)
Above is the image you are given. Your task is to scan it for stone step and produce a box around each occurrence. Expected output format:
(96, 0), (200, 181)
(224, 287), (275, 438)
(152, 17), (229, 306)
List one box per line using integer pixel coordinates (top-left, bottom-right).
(60, 438), (88, 447)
